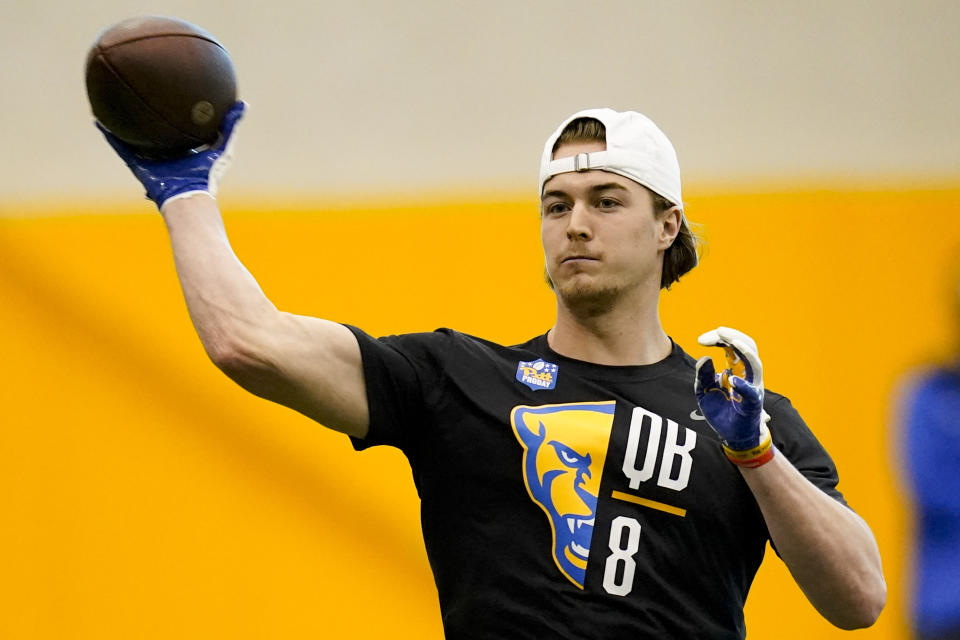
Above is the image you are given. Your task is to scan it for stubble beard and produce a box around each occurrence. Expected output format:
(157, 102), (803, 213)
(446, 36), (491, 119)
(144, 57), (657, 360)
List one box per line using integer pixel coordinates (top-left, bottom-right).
(552, 273), (623, 318)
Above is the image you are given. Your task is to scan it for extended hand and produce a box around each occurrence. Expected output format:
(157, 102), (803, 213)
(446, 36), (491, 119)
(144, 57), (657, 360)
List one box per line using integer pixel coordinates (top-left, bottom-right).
(96, 101), (246, 211)
(694, 327), (774, 466)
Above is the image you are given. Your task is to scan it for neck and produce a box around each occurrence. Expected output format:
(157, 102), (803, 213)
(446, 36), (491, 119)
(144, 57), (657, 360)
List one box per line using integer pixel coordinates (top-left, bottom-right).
(547, 284), (672, 366)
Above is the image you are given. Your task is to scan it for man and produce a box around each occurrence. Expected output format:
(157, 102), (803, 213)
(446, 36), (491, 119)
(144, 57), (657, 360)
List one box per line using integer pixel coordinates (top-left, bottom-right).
(98, 103), (885, 638)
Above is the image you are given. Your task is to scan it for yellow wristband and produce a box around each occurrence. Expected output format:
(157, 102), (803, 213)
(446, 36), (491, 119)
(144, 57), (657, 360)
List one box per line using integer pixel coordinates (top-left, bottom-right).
(722, 425), (775, 467)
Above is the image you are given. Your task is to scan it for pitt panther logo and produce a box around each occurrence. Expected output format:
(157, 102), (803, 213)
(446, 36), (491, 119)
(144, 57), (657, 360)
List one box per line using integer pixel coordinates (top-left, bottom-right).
(510, 401), (615, 588)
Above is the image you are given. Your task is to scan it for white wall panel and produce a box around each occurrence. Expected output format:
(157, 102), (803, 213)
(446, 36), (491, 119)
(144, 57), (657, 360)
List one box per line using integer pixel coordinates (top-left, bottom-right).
(0, 0), (957, 206)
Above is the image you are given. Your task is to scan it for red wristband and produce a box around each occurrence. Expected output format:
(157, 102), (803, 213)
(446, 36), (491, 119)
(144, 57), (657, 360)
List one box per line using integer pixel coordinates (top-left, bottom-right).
(721, 425), (775, 468)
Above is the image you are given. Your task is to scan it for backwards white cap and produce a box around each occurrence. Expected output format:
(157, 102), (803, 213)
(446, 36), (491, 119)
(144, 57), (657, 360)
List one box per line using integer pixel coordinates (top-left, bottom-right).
(539, 108), (683, 210)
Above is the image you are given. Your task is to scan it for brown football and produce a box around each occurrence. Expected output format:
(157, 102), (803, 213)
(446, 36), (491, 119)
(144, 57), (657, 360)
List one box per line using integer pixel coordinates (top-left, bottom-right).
(85, 16), (237, 156)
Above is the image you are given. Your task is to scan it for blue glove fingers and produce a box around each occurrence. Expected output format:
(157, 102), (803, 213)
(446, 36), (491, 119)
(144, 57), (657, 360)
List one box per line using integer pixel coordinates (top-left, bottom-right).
(95, 121), (139, 164)
(694, 360), (763, 450)
(730, 375), (762, 413)
(203, 101), (247, 154)
(722, 376), (763, 449)
(219, 101), (246, 139)
(695, 355), (734, 413)
(694, 355), (719, 396)
(694, 327), (766, 452)
(695, 355), (737, 434)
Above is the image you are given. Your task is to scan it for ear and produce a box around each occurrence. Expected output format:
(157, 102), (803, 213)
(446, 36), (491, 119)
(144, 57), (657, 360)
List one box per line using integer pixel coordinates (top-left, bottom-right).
(658, 206), (683, 250)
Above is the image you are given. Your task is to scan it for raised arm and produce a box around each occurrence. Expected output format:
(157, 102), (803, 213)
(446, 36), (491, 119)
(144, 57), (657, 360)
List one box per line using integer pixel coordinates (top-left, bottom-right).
(694, 327), (885, 629)
(98, 103), (369, 438)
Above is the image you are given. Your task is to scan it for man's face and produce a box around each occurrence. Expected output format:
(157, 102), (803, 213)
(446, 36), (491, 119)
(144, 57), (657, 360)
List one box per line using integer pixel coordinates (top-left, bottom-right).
(540, 141), (675, 313)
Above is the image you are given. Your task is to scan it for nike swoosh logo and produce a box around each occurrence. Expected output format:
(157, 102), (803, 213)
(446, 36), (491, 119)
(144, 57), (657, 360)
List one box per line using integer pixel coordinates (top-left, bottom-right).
(690, 410), (706, 421)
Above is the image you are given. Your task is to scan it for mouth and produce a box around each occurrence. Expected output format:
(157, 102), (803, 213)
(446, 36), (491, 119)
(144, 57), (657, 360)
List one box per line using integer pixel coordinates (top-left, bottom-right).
(565, 516), (595, 559)
(561, 255), (598, 264)
(566, 515), (595, 534)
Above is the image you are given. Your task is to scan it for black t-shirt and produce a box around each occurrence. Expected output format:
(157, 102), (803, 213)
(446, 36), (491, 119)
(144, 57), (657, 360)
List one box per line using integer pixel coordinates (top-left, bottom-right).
(345, 326), (847, 639)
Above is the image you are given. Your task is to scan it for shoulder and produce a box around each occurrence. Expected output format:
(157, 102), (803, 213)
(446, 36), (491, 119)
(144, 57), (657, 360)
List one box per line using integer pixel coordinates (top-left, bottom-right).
(757, 389), (818, 448)
(759, 390), (838, 471)
(344, 325), (543, 367)
(763, 388), (795, 410)
(761, 389), (807, 429)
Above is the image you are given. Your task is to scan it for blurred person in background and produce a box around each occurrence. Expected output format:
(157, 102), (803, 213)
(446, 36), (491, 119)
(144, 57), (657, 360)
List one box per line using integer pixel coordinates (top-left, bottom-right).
(901, 263), (960, 640)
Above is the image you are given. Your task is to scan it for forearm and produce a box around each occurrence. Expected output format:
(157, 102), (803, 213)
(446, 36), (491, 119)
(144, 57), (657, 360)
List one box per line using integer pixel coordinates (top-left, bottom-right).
(160, 193), (279, 364)
(741, 451), (885, 629)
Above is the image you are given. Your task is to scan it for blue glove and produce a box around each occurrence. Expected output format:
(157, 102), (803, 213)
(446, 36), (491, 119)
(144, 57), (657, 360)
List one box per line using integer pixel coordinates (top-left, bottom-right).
(694, 327), (772, 456)
(96, 101), (246, 211)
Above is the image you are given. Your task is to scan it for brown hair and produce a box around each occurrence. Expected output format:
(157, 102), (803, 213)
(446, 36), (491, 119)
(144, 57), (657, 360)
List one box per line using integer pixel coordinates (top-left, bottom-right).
(552, 118), (700, 289)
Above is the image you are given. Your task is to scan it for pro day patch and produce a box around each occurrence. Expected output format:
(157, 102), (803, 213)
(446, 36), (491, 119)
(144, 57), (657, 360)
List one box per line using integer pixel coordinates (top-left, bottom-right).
(516, 358), (558, 391)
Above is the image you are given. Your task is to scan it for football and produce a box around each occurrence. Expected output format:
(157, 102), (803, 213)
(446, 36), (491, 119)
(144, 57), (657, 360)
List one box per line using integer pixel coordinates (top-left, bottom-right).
(85, 16), (237, 156)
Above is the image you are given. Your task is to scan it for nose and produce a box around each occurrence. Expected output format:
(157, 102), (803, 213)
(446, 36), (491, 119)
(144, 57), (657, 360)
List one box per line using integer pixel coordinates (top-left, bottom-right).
(565, 202), (593, 241)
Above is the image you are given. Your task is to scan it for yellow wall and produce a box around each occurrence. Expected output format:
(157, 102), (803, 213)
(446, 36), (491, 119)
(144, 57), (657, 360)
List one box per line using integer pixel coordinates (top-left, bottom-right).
(2, 188), (958, 638)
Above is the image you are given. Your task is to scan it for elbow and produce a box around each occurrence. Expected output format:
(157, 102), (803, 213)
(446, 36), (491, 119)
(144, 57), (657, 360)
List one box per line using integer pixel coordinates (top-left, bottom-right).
(202, 312), (295, 400)
(207, 339), (249, 376)
(205, 332), (275, 388)
(857, 580), (888, 629)
(832, 578), (887, 630)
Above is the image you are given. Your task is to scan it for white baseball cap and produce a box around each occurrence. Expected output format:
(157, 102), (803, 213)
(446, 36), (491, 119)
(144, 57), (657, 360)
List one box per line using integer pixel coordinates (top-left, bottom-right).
(539, 108), (683, 210)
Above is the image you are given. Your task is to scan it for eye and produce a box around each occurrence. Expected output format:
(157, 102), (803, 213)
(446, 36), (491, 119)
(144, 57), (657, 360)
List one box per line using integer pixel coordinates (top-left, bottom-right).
(543, 201), (570, 216)
(549, 441), (592, 469)
(596, 197), (621, 210)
